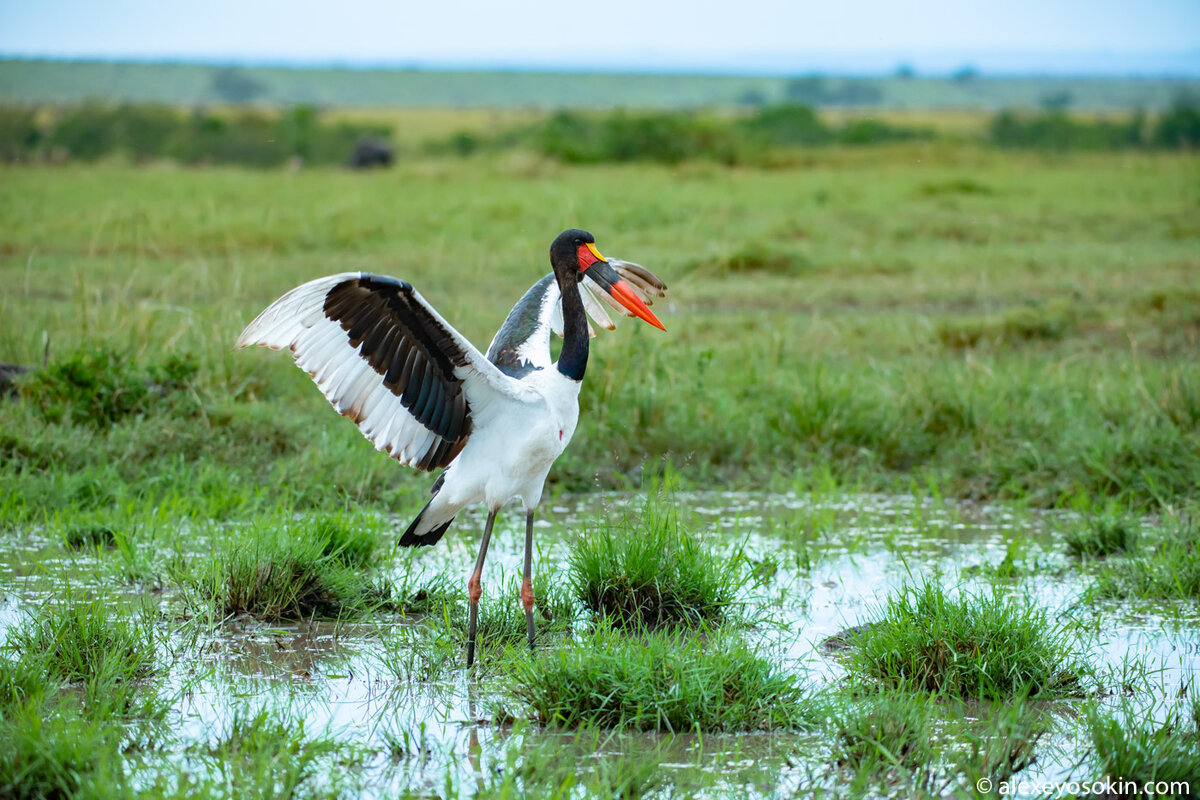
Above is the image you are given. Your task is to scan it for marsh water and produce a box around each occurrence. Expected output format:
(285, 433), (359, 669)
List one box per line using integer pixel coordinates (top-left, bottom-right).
(3, 491), (1198, 798)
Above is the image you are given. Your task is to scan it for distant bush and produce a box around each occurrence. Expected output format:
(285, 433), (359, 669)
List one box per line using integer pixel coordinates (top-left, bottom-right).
(538, 110), (741, 165)
(0, 106), (40, 162)
(1155, 99), (1200, 148)
(209, 66), (266, 104)
(168, 109), (287, 166)
(784, 76), (884, 106)
(989, 109), (1146, 151)
(18, 345), (200, 427)
(837, 117), (929, 145)
(519, 104), (932, 165)
(2, 103), (393, 167)
(741, 103), (832, 146)
(987, 107), (1200, 151)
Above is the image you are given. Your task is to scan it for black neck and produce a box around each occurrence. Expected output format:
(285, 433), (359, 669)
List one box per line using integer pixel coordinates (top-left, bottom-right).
(556, 274), (589, 381)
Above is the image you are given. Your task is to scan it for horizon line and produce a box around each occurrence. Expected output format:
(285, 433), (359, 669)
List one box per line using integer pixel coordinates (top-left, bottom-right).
(3, 51), (1200, 80)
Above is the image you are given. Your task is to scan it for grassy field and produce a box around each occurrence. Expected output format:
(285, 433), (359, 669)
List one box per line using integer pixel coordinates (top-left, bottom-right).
(2, 58), (1197, 110)
(1, 128), (1199, 797)
(2, 139), (1197, 518)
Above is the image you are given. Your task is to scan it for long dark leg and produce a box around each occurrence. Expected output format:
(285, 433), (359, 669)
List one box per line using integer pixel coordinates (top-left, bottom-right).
(466, 510), (496, 667)
(521, 510), (536, 651)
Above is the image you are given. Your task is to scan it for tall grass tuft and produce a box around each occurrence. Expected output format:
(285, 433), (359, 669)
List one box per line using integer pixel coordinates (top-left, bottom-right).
(1085, 701), (1200, 788)
(477, 722), (671, 799)
(1092, 510), (1200, 601)
(829, 693), (941, 792)
(843, 579), (1089, 699)
(7, 596), (155, 687)
(196, 707), (340, 798)
(0, 599), (159, 799)
(568, 498), (744, 629)
(181, 513), (390, 621)
(0, 700), (129, 800)
(1066, 509), (1140, 558)
(509, 624), (814, 732)
(955, 703), (1045, 790)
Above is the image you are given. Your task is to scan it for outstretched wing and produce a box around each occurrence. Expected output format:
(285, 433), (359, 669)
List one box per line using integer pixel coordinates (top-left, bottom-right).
(237, 272), (527, 471)
(486, 260), (669, 379)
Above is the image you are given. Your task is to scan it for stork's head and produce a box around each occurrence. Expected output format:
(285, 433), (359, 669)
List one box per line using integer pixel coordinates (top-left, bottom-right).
(550, 228), (666, 331)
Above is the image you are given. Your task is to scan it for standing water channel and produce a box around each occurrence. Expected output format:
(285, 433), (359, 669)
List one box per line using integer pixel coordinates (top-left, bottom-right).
(2, 489), (1197, 798)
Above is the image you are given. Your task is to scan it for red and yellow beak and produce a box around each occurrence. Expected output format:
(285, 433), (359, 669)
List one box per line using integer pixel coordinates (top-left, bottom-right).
(578, 244), (666, 331)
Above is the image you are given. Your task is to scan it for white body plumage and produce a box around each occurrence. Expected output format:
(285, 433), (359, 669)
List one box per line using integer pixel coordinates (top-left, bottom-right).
(427, 366), (581, 524)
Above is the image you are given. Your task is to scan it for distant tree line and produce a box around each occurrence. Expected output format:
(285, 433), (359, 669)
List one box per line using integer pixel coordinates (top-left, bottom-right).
(0, 104), (392, 167)
(485, 102), (1199, 165)
(989, 100), (1200, 150)
(1, 99), (1196, 169)
(437, 105), (934, 166)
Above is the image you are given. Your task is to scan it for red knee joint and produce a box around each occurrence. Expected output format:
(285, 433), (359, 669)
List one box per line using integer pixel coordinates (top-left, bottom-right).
(520, 578), (535, 612)
(468, 572), (482, 605)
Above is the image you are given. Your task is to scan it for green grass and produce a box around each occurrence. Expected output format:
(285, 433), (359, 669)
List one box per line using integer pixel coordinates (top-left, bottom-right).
(474, 723), (671, 800)
(0, 700), (131, 800)
(831, 693), (938, 778)
(568, 495), (745, 629)
(62, 519), (119, 549)
(1092, 510), (1200, 602)
(1085, 701), (1200, 792)
(817, 692), (1047, 794)
(179, 512), (392, 620)
(1066, 508), (1141, 558)
(954, 704), (1045, 792)
(14, 343), (201, 427)
(7, 595), (156, 688)
(842, 579), (1090, 699)
(0, 598), (165, 800)
(2, 149), (1198, 519)
(197, 708), (341, 797)
(508, 624), (815, 732)
(1, 134), (1198, 800)
(379, 566), (578, 679)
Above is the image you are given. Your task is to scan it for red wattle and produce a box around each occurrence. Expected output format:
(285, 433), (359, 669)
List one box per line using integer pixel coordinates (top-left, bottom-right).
(577, 244), (599, 271)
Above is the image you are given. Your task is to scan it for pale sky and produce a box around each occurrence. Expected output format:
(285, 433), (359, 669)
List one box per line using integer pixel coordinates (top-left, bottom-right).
(2, 0), (1198, 73)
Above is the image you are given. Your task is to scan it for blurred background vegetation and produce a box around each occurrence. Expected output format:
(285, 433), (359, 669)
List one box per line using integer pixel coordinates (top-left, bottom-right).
(1, 98), (1198, 168)
(0, 60), (1197, 168)
(1, 57), (1197, 516)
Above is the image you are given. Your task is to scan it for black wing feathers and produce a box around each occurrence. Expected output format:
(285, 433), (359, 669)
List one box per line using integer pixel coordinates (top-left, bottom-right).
(321, 275), (473, 469)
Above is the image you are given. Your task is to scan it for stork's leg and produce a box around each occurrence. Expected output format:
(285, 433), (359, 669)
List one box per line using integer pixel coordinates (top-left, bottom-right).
(522, 510), (536, 651)
(466, 510), (497, 668)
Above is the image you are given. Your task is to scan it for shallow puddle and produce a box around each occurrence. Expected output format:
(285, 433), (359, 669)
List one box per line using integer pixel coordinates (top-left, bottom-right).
(3, 490), (1198, 798)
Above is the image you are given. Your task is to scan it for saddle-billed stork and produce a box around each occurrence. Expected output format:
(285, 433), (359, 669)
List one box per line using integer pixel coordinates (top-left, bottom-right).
(236, 229), (667, 665)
